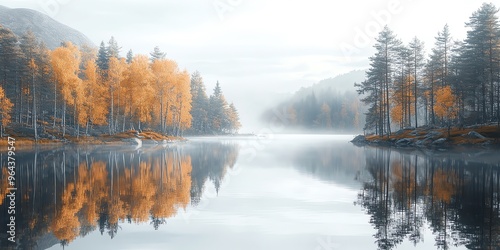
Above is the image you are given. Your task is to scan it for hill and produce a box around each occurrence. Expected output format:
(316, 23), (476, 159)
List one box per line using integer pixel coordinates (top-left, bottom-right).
(292, 70), (366, 101)
(0, 5), (93, 49)
(262, 70), (367, 132)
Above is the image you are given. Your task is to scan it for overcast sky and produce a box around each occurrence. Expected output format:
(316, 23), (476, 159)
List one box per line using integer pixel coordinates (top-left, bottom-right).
(0, 0), (489, 131)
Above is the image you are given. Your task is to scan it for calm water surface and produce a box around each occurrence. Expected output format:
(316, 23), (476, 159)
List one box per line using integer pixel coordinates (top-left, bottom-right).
(1, 135), (500, 250)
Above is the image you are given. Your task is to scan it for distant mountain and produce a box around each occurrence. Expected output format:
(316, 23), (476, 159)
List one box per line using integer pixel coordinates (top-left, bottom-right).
(293, 70), (366, 100)
(0, 5), (94, 49)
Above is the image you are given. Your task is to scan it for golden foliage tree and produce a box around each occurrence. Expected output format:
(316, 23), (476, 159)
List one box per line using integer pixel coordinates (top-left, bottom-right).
(81, 59), (108, 134)
(107, 57), (127, 134)
(123, 55), (154, 130)
(151, 59), (178, 132)
(434, 86), (458, 136)
(50, 42), (82, 136)
(0, 85), (13, 136)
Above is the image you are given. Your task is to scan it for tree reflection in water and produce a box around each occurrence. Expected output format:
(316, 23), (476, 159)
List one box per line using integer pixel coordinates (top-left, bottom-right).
(357, 148), (500, 250)
(0, 142), (239, 249)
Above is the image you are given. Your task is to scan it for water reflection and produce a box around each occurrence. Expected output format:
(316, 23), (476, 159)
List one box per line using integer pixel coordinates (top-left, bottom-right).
(0, 142), (239, 249)
(358, 148), (500, 250)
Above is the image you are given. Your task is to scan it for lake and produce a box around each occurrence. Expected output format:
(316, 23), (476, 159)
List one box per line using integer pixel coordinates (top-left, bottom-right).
(1, 135), (500, 250)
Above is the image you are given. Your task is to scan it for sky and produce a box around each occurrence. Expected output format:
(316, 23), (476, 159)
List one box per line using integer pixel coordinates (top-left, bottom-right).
(0, 0), (489, 131)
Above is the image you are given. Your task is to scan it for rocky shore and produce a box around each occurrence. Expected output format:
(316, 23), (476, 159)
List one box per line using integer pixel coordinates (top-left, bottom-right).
(351, 125), (500, 149)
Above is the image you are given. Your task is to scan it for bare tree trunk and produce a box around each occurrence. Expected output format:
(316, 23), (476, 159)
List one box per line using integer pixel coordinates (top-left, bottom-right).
(53, 78), (57, 128)
(62, 102), (66, 137)
(385, 44), (391, 137)
(32, 69), (37, 141)
(109, 86), (114, 135)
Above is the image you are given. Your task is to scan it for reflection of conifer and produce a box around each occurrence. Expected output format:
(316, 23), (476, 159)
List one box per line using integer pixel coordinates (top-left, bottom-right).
(150, 217), (166, 230)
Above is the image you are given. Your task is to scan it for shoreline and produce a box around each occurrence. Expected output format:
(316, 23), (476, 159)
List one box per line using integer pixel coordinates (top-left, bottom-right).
(0, 129), (187, 150)
(351, 125), (500, 149)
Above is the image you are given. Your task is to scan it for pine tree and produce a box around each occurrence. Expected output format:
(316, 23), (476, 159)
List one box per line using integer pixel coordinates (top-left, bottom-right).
(434, 25), (453, 87)
(409, 37), (425, 127)
(126, 49), (133, 64)
(96, 41), (108, 72)
(190, 71), (209, 134)
(0, 25), (21, 123)
(107, 36), (121, 59)
(20, 30), (43, 140)
(226, 103), (241, 133)
(209, 81), (228, 133)
(150, 46), (166, 62)
(462, 3), (500, 123)
(356, 26), (401, 135)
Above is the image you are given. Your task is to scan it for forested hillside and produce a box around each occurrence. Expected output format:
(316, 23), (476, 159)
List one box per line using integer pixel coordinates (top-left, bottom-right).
(262, 70), (366, 132)
(357, 3), (500, 135)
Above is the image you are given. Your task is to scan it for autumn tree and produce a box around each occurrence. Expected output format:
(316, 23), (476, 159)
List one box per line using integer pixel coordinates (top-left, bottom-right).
(81, 59), (108, 135)
(0, 85), (13, 137)
(50, 42), (82, 136)
(170, 70), (192, 136)
(107, 57), (127, 134)
(151, 58), (178, 133)
(434, 86), (458, 136)
(123, 54), (154, 130)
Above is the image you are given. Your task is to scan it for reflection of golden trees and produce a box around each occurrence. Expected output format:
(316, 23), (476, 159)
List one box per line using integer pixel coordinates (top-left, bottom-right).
(431, 169), (458, 204)
(0, 167), (9, 206)
(46, 151), (192, 243)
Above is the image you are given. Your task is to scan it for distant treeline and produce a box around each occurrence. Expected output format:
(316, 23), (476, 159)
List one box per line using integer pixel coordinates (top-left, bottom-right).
(356, 3), (500, 135)
(263, 88), (364, 132)
(0, 27), (240, 138)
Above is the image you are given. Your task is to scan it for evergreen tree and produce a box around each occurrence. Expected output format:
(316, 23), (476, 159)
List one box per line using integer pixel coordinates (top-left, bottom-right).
(190, 71), (209, 134)
(209, 81), (229, 133)
(19, 30), (46, 140)
(226, 103), (241, 133)
(0, 25), (22, 123)
(126, 49), (133, 64)
(96, 41), (108, 72)
(462, 3), (500, 123)
(356, 26), (401, 136)
(150, 46), (166, 62)
(409, 37), (426, 127)
(107, 36), (121, 59)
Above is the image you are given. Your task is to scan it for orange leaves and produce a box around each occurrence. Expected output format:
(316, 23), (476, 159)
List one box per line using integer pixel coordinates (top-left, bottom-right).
(50, 42), (82, 107)
(45, 42), (196, 134)
(124, 55), (155, 126)
(0, 85), (13, 128)
(81, 59), (108, 126)
(432, 169), (458, 204)
(434, 85), (458, 121)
